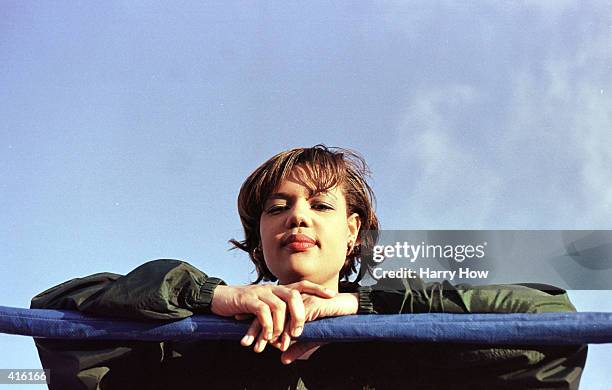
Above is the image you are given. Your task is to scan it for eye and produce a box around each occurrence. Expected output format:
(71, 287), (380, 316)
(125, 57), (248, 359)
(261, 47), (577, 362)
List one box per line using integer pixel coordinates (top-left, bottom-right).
(312, 203), (334, 211)
(267, 205), (287, 214)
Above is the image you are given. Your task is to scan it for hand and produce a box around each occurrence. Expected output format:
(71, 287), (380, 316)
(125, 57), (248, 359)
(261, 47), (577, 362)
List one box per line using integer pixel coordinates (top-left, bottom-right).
(300, 292), (359, 321)
(280, 341), (328, 365)
(211, 281), (337, 352)
(240, 292), (359, 358)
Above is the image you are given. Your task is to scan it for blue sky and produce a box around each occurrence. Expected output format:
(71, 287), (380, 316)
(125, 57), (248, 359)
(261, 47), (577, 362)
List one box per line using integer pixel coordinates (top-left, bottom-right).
(2, 1), (612, 388)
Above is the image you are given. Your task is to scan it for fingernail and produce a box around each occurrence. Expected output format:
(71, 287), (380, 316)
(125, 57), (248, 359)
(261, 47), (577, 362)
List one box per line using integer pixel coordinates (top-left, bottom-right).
(283, 337), (292, 351)
(326, 289), (337, 296)
(265, 332), (272, 340)
(292, 326), (303, 337)
(255, 339), (266, 353)
(241, 335), (253, 345)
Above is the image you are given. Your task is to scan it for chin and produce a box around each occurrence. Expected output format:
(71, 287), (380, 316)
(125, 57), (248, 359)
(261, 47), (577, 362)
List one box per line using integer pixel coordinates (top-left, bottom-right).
(279, 265), (320, 284)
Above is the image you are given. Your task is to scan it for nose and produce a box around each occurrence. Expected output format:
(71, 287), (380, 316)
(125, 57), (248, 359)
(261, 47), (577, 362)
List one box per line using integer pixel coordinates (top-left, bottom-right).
(284, 200), (312, 229)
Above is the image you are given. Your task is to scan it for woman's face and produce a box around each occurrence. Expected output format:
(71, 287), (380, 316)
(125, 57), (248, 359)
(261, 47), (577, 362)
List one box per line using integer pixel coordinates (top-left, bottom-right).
(259, 166), (361, 289)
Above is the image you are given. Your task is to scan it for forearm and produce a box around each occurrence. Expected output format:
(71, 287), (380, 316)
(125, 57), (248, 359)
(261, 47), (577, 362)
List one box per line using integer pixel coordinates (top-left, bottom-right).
(31, 259), (226, 320)
(356, 278), (576, 314)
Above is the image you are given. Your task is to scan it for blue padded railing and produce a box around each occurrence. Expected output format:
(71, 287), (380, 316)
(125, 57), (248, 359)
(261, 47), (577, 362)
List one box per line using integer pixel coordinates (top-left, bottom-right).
(2, 306), (612, 345)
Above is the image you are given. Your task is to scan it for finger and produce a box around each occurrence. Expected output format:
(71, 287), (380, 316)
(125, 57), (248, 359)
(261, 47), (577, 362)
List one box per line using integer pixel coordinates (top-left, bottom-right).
(290, 280), (337, 298)
(243, 299), (273, 341)
(268, 332), (288, 351)
(258, 293), (287, 340)
(271, 332), (291, 352)
(280, 331), (292, 352)
(253, 328), (269, 353)
(281, 342), (322, 365)
(240, 318), (260, 347)
(234, 313), (253, 321)
(268, 337), (283, 350)
(272, 288), (305, 337)
(269, 316), (292, 351)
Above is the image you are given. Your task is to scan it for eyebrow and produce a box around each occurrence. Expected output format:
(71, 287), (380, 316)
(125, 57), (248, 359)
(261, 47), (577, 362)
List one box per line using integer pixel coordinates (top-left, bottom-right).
(266, 191), (337, 202)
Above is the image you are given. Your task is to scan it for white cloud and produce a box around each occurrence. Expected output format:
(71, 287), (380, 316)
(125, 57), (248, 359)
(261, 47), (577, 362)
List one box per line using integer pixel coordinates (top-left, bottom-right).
(389, 85), (503, 228)
(500, 23), (612, 227)
(385, 3), (612, 228)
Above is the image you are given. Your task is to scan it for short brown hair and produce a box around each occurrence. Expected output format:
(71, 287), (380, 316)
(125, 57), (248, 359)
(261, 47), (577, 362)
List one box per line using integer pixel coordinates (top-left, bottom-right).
(229, 144), (379, 284)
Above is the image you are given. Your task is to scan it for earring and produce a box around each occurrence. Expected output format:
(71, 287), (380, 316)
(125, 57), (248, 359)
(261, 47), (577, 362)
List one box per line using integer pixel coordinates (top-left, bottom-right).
(252, 243), (262, 257)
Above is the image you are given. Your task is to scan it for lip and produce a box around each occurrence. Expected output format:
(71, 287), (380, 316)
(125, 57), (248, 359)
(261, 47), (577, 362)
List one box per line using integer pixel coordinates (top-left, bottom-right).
(281, 233), (317, 248)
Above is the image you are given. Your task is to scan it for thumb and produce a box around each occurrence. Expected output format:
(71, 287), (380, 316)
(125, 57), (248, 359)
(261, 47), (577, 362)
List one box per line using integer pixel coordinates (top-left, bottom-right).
(280, 342), (324, 365)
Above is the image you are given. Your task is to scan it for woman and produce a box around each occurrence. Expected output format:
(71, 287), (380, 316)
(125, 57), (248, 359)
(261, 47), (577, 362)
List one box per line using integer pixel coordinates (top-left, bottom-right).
(32, 145), (587, 389)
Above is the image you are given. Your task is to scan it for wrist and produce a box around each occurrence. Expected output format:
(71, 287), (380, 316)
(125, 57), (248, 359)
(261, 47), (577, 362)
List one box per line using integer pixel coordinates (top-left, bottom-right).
(210, 284), (234, 315)
(337, 292), (359, 315)
(349, 292), (359, 314)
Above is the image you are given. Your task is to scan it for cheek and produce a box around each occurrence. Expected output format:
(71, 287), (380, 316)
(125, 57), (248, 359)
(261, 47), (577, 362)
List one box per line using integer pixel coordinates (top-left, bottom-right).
(260, 239), (276, 267)
(259, 218), (274, 246)
(259, 219), (280, 268)
(322, 222), (349, 255)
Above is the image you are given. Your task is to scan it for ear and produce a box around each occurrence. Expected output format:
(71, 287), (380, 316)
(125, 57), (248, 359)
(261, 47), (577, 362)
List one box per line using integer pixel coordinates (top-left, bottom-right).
(347, 212), (361, 244)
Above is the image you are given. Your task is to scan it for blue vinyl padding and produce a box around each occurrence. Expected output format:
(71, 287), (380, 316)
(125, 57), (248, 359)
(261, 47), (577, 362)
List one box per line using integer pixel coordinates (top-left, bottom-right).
(2, 306), (612, 344)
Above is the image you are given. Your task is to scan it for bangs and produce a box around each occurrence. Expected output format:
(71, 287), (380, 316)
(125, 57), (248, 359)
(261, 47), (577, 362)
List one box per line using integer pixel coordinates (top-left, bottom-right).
(254, 149), (347, 211)
(281, 153), (345, 194)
